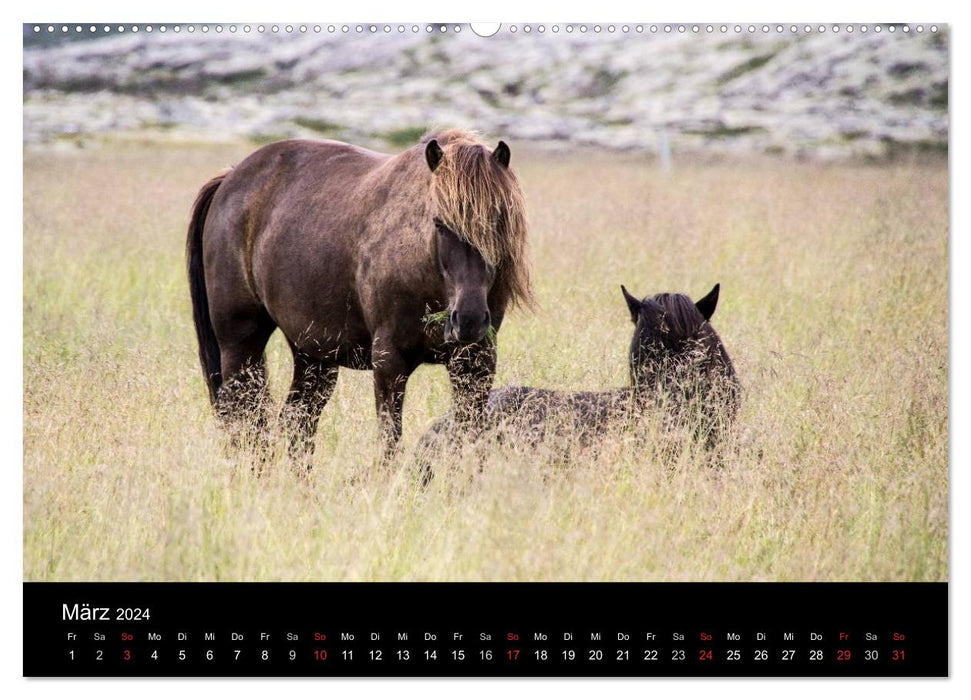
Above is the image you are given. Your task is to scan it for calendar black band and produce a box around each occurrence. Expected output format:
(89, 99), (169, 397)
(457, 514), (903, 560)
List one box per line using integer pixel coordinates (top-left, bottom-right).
(24, 582), (947, 677)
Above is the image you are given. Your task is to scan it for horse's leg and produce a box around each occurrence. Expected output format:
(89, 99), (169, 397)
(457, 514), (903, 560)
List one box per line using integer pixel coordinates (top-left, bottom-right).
(446, 342), (497, 429)
(421, 344), (495, 483)
(280, 351), (339, 467)
(216, 319), (276, 455)
(371, 342), (415, 460)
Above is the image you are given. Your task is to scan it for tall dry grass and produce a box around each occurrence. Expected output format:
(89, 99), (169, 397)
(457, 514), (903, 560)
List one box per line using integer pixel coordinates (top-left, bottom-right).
(23, 140), (947, 581)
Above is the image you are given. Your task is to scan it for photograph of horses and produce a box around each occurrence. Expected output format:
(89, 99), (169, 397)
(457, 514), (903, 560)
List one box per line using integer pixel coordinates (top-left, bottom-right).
(23, 24), (947, 582)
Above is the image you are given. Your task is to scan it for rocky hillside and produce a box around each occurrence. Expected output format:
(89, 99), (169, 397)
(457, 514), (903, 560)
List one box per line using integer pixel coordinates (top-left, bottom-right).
(23, 25), (948, 159)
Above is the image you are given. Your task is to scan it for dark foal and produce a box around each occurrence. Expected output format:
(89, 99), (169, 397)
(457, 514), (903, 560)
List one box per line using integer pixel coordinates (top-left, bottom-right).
(418, 284), (738, 483)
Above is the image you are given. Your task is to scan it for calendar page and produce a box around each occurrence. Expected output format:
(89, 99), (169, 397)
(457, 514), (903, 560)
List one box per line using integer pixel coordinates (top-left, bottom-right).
(22, 20), (948, 677)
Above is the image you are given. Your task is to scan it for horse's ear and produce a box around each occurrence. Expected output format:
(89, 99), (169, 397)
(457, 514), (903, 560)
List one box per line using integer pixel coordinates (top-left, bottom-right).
(696, 283), (720, 321)
(493, 140), (511, 169)
(425, 139), (444, 172)
(621, 285), (642, 323)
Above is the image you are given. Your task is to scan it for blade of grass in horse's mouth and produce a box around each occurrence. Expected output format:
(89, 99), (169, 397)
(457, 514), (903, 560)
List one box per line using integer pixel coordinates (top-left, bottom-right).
(422, 309), (497, 343)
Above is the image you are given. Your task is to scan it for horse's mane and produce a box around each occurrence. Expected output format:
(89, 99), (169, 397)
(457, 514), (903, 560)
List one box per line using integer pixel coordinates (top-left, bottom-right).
(648, 293), (709, 338)
(423, 129), (534, 309)
(642, 292), (736, 382)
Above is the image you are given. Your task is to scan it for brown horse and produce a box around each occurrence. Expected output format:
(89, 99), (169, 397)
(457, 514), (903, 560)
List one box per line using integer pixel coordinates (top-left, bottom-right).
(186, 129), (532, 460)
(418, 284), (738, 483)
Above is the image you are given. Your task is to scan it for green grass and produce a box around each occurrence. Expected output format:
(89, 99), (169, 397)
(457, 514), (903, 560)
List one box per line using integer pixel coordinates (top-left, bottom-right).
(292, 116), (343, 135)
(717, 52), (779, 84)
(684, 125), (768, 139)
(23, 141), (948, 582)
(380, 126), (428, 147)
(422, 309), (497, 343)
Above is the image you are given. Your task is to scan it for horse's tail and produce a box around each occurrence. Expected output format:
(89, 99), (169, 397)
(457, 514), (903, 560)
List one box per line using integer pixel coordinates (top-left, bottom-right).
(186, 171), (229, 405)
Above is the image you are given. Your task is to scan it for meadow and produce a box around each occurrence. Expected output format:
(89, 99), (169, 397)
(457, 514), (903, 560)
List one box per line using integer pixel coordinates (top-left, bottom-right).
(23, 139), (948, 581)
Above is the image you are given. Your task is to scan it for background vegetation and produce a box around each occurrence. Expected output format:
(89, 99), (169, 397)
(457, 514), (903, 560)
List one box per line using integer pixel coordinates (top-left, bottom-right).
(23, 141), (947, 581)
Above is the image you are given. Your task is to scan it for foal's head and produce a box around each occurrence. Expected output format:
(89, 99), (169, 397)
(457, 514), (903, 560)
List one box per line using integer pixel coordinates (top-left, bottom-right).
(425, 131), (531, 344)
(620, 284), (735, 394)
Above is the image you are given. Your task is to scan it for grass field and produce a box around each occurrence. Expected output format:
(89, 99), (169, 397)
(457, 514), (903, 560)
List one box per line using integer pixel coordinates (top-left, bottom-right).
(23, 140), (948, 581)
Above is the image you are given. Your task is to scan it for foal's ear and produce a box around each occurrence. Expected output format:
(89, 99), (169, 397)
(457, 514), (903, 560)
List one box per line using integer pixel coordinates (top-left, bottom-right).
(621, 285), (642, 323)
(695, 283), (720, 321)
(493, 140), (511, 169)
(425, 139), (444, 172)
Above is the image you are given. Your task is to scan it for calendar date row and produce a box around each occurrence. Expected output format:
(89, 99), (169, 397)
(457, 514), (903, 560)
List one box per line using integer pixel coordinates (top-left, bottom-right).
(64, 644), (909, 665)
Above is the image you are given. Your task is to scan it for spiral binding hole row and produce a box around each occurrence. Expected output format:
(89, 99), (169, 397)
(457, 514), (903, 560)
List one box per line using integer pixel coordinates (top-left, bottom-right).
(31, 24), (940, 36)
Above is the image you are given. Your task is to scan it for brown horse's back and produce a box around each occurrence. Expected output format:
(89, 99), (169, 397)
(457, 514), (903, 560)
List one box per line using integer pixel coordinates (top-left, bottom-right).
(202, 139), (435, 369)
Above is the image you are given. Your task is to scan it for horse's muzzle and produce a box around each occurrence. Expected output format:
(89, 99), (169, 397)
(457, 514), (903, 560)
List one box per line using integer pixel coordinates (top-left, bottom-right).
(446, 309), (491, 344)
